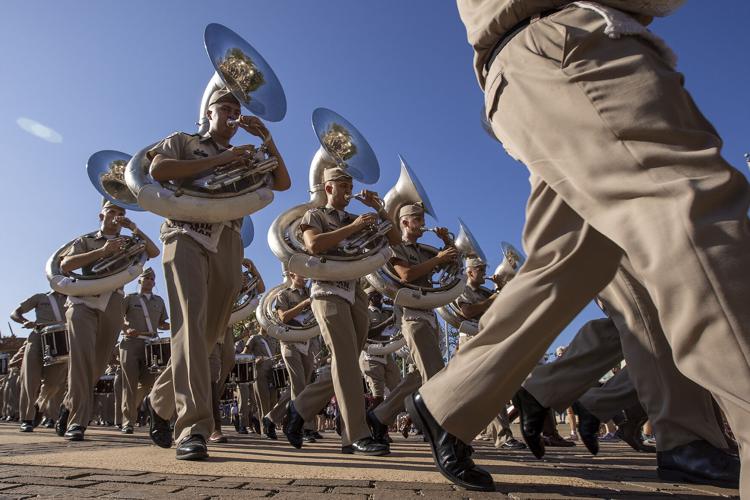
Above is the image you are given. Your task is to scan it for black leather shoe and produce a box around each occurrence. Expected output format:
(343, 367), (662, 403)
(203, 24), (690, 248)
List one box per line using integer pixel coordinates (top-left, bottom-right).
(262, 416), (278, 440)
(367, 410), (388, 444)
(251, 416), (261, 435)
(613, 405), (654, 453)
(145, 396), (172, 449)
(121, 425), (134, 435)
(44, 418), (55, 429)
(351, 437), (390, 456)
(32, 405), (43, 428)
(237, 426), (248, 435)
(283, 402), (304, 449)
(573, 401), (600, 456)
(543, 433), (576, 447)
(176, 435), (208, 461)
(19, 420), (34, 433)
(303, 430), (317, 443)
(312, 431), (324, 440)
(405, 392), (495, 492)
(341, 444), (354, 454)
(55, 406), (69, 437)
(64, 424), (85, 441)
(512, 388), (547, 459)
(657, 440), (739, 488)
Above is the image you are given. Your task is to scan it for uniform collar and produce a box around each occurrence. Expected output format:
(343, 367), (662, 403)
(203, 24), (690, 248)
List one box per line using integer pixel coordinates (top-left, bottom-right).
(200, 132), (231, 150)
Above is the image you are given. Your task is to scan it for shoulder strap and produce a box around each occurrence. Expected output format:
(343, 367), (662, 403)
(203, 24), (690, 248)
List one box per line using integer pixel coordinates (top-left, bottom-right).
(47, 293), (63, 322)
(138, 296), (154, 333)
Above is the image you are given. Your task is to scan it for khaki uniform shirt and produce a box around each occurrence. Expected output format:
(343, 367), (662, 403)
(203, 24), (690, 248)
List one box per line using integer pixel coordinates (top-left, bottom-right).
(123, 293), (168, 336)
(454, 284), (493, 321)
(245, 334), (274, 359)
(63, 231), (125, 311)
(457, 0), (681, 89)
(391, 241), (438, 320)
(299, 206), (359, 304)
(17, 292), (67, 325)
(148, 132), (242, 252)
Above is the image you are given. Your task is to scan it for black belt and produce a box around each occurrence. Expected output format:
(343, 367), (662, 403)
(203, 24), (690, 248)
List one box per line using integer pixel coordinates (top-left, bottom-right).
(484, 7), (565, 73)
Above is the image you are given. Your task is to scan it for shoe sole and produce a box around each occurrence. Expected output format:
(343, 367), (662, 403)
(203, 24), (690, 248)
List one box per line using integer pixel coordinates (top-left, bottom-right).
(511, 395), (545, 459)
(657, 467), (739, 489)
(352, 448), (391, 456)
(405, 395), (495, 492)
(176, 451), (209, 461)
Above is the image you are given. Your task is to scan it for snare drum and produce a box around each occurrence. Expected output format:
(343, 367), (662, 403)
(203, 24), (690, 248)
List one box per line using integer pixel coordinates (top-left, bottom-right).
(0, 352), (9, 376)
(271, 362), (289, 389)
(144, 337), (171, 373)
(40, 322), (69, 367)
(94, 375), (115, 395)
(230, 354), (256, 384)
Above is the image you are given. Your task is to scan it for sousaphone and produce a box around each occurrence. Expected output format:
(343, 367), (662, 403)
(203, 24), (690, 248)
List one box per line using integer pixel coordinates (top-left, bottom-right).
(228, 216), (262, 325)
(46, 151), (148, 296)
(267, 107), (393, 280)
(436, 218), (489, 329)
(255, 265), (320, 342)
(365, 156), (467, 309)
(125, 23), (285, 223)
(493, 241), (526, 287)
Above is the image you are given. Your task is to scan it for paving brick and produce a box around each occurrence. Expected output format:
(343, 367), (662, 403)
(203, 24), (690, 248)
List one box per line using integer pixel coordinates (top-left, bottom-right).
(98, 484), (183, 498)
(272, 494), (368, 500)
(1, 484), (105, 497)
(83, 473), (167, 484)
(175, 487), (268, 498)
(375, 480), (455, 491)
(290, 478), (372, 487)
(160, 478), (246, 489)
(236, 477), (291, 487)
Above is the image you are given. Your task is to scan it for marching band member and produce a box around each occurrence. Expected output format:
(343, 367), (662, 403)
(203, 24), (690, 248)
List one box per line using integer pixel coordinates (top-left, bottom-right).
(11, 290), (68, 432)
(453, 257), (525, 450)
(359, 289), (401, 409)
(118, 267), (169, 434)
(244, 328), (279, 440)
(285, 167), (399, 455)
(57, 201), (159, 441)
(144, 88), (290, 460)
(2, 344), (25, 421)
(273, 271), (319, 441)
(367, 203), (457, 443)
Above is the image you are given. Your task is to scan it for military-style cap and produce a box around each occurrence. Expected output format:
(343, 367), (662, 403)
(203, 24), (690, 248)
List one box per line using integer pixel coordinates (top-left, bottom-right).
(398, 203), (424, 219)
(139, 267), (155, 278)
(465, 256), (486, 269)
(208, 88), (241, 107)
(323, 167), (352, 183)
(101, 199), (124, 212)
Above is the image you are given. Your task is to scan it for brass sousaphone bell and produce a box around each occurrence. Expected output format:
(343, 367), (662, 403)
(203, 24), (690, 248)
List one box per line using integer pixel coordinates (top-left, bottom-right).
(494, 241), (526, 287)
(228, 216), (262, 325)
(125, 23), (286, 223)
(46, 151), (148, 297)
(256, 265), (321, 342)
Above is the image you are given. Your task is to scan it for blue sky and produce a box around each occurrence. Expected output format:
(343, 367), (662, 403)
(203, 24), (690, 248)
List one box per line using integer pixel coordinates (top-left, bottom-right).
(1, 1), (748, 352)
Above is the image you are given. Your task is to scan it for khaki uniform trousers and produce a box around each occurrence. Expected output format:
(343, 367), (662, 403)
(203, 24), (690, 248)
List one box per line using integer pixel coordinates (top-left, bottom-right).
(63, 295), (124, 428)
(113, 368), (122, 426)
(38, 376), (67, 419)
(210, 328), (236, 432)
(3, 370), (20, 418)
(119, 338), (158, 428)
(236, 383), (252, 428)
(19, 330), (67, 421)
(255, 359), (276, 422)
(267, 388), (291, 425)
(294, 290), (369, 446)
(149, 230), (242, 444)
(373, 315), (444, 426)
(419, 6), (750, 491)
(360, 354), (402, 399)
(282, 344), (315, 430)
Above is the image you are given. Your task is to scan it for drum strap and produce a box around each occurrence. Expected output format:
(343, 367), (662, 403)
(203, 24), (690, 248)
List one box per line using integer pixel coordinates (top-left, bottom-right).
(138, 296), (154, 334)
(47, 293), (63, 323)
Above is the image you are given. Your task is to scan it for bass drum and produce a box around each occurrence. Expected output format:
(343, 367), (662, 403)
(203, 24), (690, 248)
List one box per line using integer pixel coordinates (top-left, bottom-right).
(45, 232), (147, 297)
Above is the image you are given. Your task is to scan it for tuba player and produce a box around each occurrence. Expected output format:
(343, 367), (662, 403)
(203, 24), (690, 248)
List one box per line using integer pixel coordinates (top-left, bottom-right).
(144, 88), (290, 460)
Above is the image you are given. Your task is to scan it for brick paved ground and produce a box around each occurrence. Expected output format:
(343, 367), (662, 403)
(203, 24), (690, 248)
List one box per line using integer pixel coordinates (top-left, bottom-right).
(0, 421), (738, 498)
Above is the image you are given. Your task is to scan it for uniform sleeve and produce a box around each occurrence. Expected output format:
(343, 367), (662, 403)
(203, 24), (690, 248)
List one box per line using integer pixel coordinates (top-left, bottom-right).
(17, 294), (43, 314)
(147, 132), (189, 163)
(158, 298), (169, 323)
(275, 290), (291, 311)
(299, 209), (325, 234)
(390, 244), (410, 264)
(61, 237), (89, 258)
